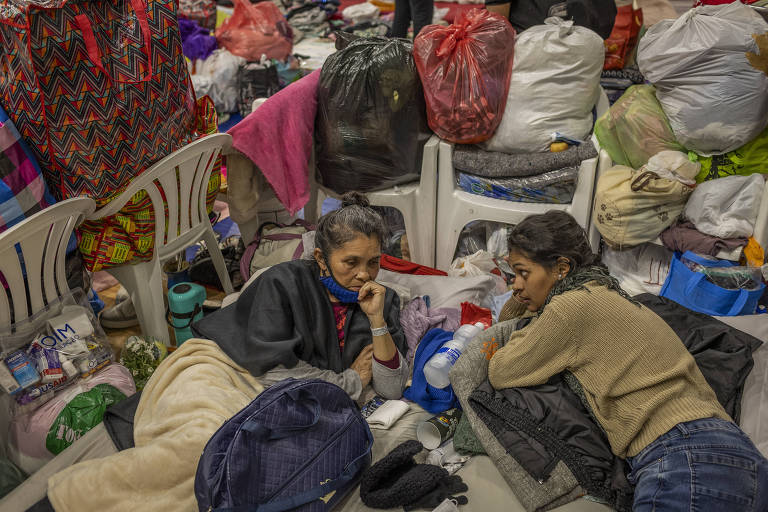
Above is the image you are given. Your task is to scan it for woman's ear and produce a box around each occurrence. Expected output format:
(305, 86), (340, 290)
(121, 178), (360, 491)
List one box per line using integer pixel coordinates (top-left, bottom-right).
(556, 257), (571, 279)
(314, 248), (326, 271)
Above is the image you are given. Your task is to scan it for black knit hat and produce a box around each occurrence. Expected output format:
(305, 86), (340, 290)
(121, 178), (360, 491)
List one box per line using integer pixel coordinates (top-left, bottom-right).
(360, 440), (448, 509)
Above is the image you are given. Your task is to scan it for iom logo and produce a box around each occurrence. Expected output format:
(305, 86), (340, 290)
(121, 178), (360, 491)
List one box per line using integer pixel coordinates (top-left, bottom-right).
(37, 324), (80, 350)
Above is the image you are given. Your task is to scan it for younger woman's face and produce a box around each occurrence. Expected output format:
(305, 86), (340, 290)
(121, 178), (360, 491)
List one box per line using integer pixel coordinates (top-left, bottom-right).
(316, 234), (381, 292)
(508, 250), (561, 312)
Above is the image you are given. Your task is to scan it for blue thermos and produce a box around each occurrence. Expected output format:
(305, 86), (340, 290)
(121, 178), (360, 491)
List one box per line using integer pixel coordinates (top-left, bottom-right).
(167, 282), (206, 346)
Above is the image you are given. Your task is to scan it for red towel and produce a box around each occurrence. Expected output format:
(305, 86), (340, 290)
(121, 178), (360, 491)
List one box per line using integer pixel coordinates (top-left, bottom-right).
(228, 69), (320, 214)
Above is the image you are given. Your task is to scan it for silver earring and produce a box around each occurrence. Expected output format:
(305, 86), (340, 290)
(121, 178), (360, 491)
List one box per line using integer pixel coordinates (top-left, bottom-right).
(558, 274), (563, 279)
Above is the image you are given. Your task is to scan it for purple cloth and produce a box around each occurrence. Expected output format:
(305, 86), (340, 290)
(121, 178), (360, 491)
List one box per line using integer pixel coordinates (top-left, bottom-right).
(179, 18), (217, 61)
(660, 221), (748, 257)
(400, 297), (460, 365)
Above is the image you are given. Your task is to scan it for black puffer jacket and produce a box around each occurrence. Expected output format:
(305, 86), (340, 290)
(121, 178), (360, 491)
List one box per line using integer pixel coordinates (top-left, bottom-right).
(470, 378), (634, 511)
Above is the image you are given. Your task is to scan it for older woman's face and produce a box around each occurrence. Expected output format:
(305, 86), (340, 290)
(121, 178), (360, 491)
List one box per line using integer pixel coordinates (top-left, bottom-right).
(508, 250), (560, 312)
(317, 235), (381, 291)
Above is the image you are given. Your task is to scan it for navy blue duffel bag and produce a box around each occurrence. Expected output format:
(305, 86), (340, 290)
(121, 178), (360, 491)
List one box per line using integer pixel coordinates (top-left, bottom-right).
(195, 378), (373, 511)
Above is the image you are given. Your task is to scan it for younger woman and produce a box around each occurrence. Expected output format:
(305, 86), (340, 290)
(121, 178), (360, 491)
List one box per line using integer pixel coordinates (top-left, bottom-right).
(490, 210), (768, 511)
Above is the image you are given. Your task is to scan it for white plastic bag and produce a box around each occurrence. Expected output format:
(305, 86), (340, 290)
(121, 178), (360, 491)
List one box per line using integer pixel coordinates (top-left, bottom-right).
(637, 3), (768, 156)
(684, 174), (766, 239)
(191, 49), (246, 114)
(448, 251), (507, 295)
(483, 17), (604, 154)
(602, 243), (673, 296)
(341, 2), (380, 24)
(644, 151), (700, 186)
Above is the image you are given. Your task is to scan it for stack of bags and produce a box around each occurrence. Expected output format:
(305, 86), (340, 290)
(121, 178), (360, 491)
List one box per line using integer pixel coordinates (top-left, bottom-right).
(415, 11), (609, 207)
(594, 2), (768, 317)
(2, 298), (135, 476)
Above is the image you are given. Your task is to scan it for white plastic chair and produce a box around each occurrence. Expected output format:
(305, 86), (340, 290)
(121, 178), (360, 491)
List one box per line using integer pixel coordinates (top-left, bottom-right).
(304, 136), (440, 267)
(0, 197), (96, 332)
(238, 98), (440, 267)
(87, 134), (234, 344)
(434, 90), (611, 270)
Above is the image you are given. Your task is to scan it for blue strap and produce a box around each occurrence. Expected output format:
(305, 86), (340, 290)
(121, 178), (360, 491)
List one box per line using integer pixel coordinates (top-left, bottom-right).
(214, 427), (373, 512)
(727, 289), (750, 317)
(241, 387), (321, 440)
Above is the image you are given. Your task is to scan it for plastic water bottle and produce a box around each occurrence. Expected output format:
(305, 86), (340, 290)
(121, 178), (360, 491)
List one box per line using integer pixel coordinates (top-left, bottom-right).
(424, 322), (485, 389)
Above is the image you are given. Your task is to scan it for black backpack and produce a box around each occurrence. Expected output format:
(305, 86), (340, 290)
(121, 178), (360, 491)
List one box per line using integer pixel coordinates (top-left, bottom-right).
(499, 0), (617, 39)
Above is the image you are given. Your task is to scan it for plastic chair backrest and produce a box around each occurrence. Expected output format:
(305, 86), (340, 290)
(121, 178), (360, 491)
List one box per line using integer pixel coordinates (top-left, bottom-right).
(0, 197), (95, 329)
(89, 133), (232, 260)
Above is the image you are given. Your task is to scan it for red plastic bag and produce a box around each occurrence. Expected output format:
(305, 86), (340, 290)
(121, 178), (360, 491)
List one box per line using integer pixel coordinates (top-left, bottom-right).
(215, 0), (293, 61)
(604, 4), (643, 70)
(460, 302), (493, 329)
(413, 9), (516, 144)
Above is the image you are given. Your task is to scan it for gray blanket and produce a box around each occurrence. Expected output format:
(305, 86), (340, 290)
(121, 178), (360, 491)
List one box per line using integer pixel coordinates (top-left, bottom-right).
(452, 143), (598, 178)
(449, 320), (584, 512)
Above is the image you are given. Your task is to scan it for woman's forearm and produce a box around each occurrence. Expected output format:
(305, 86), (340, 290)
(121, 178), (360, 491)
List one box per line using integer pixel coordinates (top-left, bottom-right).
(368, 314), (397, 361)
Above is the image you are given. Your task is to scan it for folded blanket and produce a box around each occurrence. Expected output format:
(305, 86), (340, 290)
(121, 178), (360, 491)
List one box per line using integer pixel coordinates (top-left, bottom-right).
(660, 220), (748, 258)
(452, 142), (597, 178)
(47, 339), (264, 511)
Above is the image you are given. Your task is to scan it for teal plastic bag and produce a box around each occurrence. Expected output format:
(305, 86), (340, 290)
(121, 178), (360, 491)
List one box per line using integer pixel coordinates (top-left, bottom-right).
(595, 85), (685, 169)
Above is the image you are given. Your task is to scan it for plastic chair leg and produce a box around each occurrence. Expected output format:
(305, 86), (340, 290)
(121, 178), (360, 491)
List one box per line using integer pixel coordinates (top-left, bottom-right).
(202, 227), (235, 295)
(107, 259), (170, 345)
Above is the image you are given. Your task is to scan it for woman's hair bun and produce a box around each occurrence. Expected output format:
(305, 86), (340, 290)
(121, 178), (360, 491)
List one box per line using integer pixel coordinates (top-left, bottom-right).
(340, 191), (371, 209)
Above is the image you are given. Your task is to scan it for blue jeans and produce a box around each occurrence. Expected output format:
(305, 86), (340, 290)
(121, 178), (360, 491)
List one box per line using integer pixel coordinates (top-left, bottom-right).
(627, 418), (768, 511)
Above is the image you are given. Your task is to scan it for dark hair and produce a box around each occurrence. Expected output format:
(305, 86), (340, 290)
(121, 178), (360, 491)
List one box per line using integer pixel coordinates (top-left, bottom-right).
(315, 192), (386, 257)
(507, 210), (597, 270)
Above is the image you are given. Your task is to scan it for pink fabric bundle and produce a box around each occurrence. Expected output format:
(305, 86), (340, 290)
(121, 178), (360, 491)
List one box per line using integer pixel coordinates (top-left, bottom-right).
(228, 70), (320, 215)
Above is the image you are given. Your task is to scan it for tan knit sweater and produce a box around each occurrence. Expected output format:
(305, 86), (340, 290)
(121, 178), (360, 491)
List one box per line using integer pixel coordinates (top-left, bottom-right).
(489, 283), (730, 458)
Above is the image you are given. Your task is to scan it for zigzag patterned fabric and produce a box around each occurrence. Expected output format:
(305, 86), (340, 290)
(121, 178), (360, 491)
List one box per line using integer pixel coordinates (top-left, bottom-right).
(76, 98), (220, 272)
(0, 0), (195, 201)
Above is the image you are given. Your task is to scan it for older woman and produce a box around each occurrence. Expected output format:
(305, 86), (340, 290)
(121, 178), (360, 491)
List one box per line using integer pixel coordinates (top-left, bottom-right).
(193, 192), (409, 400)
(490, 210), (768, 512)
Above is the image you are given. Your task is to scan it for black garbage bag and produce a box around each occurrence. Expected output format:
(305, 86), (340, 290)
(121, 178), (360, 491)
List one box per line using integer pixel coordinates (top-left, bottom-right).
(315, 36), (431, 194)
(486, 0), (617, 39)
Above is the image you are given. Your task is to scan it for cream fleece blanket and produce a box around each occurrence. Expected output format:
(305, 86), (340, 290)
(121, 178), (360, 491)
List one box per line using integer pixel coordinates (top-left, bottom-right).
(47, 339), (264, 511)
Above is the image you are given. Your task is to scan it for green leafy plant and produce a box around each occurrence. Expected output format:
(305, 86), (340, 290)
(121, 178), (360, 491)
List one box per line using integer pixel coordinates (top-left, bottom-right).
(119, 336), (167, 390)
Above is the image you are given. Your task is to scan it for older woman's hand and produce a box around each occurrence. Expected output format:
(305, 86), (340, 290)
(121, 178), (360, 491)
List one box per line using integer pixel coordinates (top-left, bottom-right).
(358, 280), (386, 324)
(350, 345), (374, 388)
